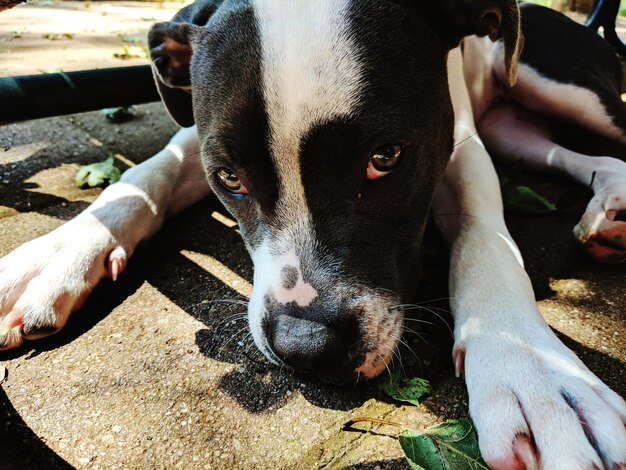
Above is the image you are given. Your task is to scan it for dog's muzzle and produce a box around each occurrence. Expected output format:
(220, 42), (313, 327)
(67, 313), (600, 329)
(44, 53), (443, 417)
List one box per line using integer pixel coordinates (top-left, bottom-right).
(249, 289), (403, 381)
(263, 301), (362, 376)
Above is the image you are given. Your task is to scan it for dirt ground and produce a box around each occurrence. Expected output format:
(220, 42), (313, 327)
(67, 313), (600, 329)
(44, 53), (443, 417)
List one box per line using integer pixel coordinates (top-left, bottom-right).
(0, 2), (625, 469)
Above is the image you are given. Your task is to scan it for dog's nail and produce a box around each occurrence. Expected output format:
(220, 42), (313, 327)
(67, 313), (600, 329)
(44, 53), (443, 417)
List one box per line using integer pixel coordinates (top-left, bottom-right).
(453, 346), (465, 378)
(107, 247), (127, 282)
(4, 310), (24, 331)
(111, 259), (121, 282)
(513, 434), (538, 470)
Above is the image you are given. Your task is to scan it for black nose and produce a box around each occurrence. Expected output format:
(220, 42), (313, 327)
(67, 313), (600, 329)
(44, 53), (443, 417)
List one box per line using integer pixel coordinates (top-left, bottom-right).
(269, 314), (342, 371)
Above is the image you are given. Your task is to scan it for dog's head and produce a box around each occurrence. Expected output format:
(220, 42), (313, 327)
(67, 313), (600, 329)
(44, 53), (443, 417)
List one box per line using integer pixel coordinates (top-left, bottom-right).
(148, 0), (521, 381)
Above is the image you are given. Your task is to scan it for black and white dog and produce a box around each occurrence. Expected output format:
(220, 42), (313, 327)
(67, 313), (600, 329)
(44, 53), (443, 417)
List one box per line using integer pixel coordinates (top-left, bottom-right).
(1, 1), (625, 468)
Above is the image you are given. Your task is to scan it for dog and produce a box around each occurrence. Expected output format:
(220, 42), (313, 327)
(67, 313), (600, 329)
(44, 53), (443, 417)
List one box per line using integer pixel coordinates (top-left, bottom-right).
(0, 1), (625, 468)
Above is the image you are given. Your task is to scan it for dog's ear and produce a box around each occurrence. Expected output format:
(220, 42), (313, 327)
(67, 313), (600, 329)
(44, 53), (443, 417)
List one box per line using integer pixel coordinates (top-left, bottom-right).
(417, 0), (523, 86)
(148, 2), (220, 127)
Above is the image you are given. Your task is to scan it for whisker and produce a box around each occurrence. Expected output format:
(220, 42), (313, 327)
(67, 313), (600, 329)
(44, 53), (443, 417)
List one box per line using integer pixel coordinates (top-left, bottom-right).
(242, 347), (271, 368)
(391, 334), (423, 376)
(397, 306), (453, 337)
(377, 352), (393, 381)
(235, 332), (253, 361)
(184, 298), (249, 317)
(212, 312), (248, 332)
(402, 326), (430, 346)
(386, 344), (406, 378)
(218, 324), (250, 355)
(401, 318), (438, 327)
(209, 299), (249, 307)
(431, 211), (482, 221)
(452, 118), (500, 149)
(396, 297), (454, 306)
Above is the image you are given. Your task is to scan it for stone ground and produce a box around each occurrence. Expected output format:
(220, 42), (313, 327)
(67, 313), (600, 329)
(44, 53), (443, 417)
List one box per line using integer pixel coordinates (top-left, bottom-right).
(0, 2), (625, 470)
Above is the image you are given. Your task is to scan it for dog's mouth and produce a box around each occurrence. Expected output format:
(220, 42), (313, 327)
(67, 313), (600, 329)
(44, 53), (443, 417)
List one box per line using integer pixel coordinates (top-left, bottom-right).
(247, 288), (405, 383)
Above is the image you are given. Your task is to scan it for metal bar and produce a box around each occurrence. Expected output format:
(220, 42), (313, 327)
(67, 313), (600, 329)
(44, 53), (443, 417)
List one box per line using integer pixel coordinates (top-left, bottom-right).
(586, 0), (606, 30)
(599, 0), (626, 55)
(586, 0), (626, 56)
(0, 65), (160, 125)
(0, 0), (23, 13)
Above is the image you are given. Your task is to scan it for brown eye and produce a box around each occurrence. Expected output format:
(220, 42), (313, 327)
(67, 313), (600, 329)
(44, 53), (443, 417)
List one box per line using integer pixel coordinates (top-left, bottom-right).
(367, 145), (403, 180)
(216, 168), (248, 195)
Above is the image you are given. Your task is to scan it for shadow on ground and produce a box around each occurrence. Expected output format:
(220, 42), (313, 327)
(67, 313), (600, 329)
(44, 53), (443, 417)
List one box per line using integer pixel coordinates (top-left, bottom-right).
(0, 93), (624, 470)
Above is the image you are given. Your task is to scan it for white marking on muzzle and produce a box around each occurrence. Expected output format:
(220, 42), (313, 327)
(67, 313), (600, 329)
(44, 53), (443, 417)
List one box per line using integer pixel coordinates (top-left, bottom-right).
(251, 242), (318, 307)
(273, 249), (317, 307)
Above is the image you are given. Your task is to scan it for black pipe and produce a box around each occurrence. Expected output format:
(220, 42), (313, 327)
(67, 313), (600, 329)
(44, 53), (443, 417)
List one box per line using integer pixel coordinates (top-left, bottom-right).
(586, 0), (626, 56)
(0, 65), (160, 125)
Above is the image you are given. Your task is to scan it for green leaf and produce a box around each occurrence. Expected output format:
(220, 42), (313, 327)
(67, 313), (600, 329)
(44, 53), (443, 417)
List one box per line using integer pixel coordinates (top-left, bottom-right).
(399, 418), (487, 470)
(113, 45), (149, 60)
(101, 106), (135, 123)
(498, 160), (557, 216)
(381, 374), (432, 406)
(118, 34), (143, 44)
(76, 155), (121, 188)
(502, 184), (557, 215)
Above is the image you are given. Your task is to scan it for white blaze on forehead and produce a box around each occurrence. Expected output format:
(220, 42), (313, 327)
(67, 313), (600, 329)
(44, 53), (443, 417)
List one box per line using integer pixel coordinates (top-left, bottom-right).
(248, 1), (363, 357)
(252, 0), (364, 223)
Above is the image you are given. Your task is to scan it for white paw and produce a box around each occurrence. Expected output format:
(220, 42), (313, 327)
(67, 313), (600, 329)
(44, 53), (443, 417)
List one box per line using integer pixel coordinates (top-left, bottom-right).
(574, 159), (626, 264)
(457, 324), (626, 470)
(0, 215), (126, 349)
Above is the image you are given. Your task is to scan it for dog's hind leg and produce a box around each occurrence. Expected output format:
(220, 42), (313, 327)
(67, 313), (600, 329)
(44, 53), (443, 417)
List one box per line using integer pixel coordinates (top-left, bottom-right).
(0, 126), (210, 349)
(479, 103), (626, 263)
(433, 48), (626, 470)
(504, 4), (626, 146)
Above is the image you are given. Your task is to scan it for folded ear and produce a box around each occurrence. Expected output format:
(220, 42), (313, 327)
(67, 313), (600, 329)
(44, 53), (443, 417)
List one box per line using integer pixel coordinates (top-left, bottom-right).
(147, 1), (221, 127)
(418, 0), (524, 86)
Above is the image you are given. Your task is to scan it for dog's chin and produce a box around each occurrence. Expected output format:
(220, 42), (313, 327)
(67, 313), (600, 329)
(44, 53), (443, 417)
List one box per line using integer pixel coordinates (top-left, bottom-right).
(269, 352), (396, 385)
(253, 331), (400, 385)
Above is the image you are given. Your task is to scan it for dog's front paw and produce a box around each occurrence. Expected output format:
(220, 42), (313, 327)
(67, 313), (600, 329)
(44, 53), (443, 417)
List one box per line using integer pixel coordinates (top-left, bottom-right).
(457, 330), (626, 470)
(0, 215), (126, 350)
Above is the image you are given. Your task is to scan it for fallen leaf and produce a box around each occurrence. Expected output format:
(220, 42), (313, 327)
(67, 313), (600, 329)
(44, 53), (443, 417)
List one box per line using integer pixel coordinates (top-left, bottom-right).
(499, 161), (557, 216)
(42, 32), (74, 40)
(101, 106), (135, 123)
(381, 374), (432, 407)
(118, 33), (143, 44)
(399, 418), (487, 470)
(502, 184), (557, 215)
(113, 45), (149, 60)
(76, 155), (121, 188)
(9, 27), (26, 39)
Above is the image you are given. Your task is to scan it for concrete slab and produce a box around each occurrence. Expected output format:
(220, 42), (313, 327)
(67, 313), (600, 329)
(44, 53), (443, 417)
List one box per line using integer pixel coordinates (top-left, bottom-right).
(0, 1), (189, 76)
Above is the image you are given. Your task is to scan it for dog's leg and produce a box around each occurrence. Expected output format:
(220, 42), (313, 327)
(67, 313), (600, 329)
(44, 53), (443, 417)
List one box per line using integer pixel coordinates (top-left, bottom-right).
(479, 103), (626, 263)
(434, 49), (626, 470)
(0, 126), (209, 349)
